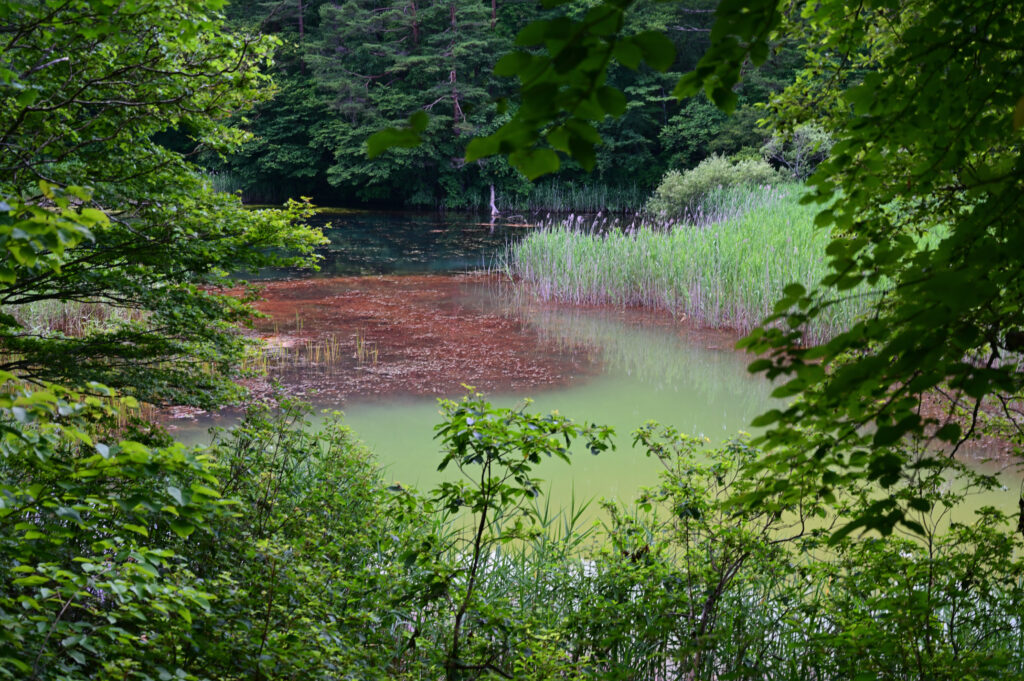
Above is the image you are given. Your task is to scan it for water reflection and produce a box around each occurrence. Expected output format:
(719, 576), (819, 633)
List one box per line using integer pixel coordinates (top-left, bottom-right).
(337, 281), (776, 503)
(298, 210), (532, 277)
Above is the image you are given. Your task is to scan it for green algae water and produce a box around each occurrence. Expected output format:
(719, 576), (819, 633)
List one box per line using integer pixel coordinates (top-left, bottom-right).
(340, 302), (773, 508)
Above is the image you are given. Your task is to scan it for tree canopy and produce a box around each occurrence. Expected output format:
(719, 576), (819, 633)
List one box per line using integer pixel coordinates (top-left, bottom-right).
(0, 0), (325, 408)
(211, 0), (798, 208)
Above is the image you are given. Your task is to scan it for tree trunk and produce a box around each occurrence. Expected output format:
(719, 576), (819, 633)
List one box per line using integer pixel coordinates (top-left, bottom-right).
(410, 0), (419, 45)
(297, 0), (306, 72)
(450, 5), (462, 127)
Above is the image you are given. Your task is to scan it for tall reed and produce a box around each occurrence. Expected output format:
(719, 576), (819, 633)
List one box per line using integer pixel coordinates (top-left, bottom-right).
(504, 181), (649, 214)
(508, 184), (875, 343)
(239, 334), (354, 375)
(1, 299), (145, 337)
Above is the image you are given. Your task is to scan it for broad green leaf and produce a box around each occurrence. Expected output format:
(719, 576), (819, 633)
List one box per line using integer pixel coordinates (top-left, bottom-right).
(612, 39), (643, 69)
(366, 128), (419, 159)
(596, 86), (626, 117)
(634, 31), (675, 71)
(509, 148), (560, 180)
(170, 519), (195, 538)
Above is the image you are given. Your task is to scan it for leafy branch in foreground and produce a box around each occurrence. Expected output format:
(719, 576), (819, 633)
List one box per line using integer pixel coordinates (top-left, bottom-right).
(396, 390), (614, 680)
(0, 373), (225, 679)
(0, 0), (327, 409)
(736, 0), (1024, 537)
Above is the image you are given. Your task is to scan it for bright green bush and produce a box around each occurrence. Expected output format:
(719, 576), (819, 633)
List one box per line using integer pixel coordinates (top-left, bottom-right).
(179, 398), (415, 681)
(0, 390), (420, 681)
(646, 154), (783, 218)
(0, 376), (226, 680)
(761, 123), (834, 180)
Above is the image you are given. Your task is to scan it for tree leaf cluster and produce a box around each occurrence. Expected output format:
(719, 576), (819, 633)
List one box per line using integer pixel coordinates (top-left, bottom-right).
(1, 0), (326, 408)
(458, 0), (1024, 538)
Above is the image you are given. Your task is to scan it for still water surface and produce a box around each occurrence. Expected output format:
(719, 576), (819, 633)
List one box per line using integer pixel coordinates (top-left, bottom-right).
(341, 301), (772, 506)
(189, 210), (1020, 517)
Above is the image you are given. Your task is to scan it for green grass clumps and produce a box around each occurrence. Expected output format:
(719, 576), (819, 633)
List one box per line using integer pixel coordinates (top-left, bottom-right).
(510, 184), (873, 342)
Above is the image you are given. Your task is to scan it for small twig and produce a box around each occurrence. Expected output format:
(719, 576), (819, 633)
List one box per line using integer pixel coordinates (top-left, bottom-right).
(33, 593), (75, 678)
(20, 56), (69, 79)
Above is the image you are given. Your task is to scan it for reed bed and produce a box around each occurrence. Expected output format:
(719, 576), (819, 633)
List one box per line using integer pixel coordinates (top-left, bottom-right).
(1, 299), (146, 337)
(507, 180), (649, 214)
(508, 184), (875, 343)
(241, 331), (376, 375)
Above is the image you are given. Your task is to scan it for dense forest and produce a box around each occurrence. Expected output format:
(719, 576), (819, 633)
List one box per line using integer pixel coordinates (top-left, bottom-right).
(2, 0), (1023, 679)
(206, 0), (800, 209)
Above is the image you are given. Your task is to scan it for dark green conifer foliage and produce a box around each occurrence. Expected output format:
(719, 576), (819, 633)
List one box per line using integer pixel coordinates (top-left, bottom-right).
(216, 0), (794, 207)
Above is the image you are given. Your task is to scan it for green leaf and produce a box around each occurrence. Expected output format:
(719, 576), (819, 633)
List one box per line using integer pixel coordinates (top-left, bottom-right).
(190, 483), (220, 498)
(516, 20), (551, 46)
(465, 136), (499, 163)
(613, 39), (642, 69)
(908, 497), (931, 512)
(749, 40), (769, 65)
(170, 519), (195, 538)
(167, 485), (184, 505)
(596, 86), (626, 117)
(509, 148), (560, 180)
(12, 575), (49, 586)
(408, 110), (428, 133)
(782, 283), (806, 298)
(872, 425), (905, 447)
(934, 423), (961, 442)
(494, 51), (531, 77)
(366, 114), (429, 159)
(16, 89), (38, 107)
(634, 31), (675, 71)
(123, 523), (149, 537)
(750, 409), (781, 427)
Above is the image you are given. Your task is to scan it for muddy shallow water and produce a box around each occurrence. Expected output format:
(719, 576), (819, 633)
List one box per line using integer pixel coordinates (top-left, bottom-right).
(178, 271), (781, 505)
(242, 274), (602, 401)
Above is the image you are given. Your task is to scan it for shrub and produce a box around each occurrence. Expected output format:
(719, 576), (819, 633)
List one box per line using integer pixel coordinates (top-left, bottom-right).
(646, 154), (783, 219)
(181, 398), (412, 680)
(0, 376), (226, 680)
(761, 123), (834, 180)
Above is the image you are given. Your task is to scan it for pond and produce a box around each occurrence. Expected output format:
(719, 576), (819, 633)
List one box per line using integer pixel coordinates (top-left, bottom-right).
(177, 210), (1022, 519)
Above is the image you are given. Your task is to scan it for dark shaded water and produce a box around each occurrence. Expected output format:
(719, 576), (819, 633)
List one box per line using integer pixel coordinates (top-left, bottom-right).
(277, 209), (534, 277)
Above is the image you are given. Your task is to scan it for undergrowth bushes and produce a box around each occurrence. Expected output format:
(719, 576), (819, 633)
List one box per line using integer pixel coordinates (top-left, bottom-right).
(4, 388), (1021, 680)
(647, 154), (783, 218)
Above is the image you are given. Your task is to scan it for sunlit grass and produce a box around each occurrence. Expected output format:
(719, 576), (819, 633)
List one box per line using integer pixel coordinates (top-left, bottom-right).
(508, 184), (876, 343)
(239, 331), (376, 376)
